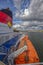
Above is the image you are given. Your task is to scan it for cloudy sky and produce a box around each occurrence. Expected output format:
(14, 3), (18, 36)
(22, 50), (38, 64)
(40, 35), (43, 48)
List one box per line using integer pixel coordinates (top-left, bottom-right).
(0, 0), (43, 22)
(0, 0), (43, 30)
(14, 0), (43, 21)
(0, 0), (30, 23)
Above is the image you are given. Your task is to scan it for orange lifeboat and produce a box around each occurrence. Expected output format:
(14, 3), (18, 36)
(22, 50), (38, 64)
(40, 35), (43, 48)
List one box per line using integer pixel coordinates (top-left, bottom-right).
(14, 35), (39, 64)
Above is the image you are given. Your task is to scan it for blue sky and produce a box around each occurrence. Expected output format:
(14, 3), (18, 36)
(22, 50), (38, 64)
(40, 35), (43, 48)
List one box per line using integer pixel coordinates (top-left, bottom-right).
(0, 0), (43, 30)
(0, 0), (30, 23)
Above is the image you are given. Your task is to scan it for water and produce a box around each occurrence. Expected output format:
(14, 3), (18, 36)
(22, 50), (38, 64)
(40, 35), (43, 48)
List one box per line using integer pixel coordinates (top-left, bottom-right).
(28, 32), (43, 62)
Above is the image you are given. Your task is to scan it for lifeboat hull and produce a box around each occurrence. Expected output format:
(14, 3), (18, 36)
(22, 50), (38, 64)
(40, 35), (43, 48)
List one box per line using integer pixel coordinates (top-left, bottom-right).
(14, 35), (39, 64)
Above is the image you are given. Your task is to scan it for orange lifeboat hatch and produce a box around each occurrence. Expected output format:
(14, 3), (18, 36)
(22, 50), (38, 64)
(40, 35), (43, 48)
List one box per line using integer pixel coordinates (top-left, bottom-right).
(14, 35), (40, 64)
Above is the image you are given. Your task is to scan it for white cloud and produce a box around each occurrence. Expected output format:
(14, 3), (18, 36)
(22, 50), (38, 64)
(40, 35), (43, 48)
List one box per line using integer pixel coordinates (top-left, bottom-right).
(24, 9), (29, 16)
(12, 24), (21, 30)
(21, 21), (30, 26)
(15, 0), (43, 21)
(15, 11), (20, 17)
(12, 21), (43, 30)
(30, 26), (42, 30)
(13, 0), (21, 19)
(29, 0), (43, 19)
(13, 0), (21, 10)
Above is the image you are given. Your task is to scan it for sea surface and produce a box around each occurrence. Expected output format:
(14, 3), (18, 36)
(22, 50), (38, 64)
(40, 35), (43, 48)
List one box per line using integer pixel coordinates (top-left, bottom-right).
(28, 32), (43, 62)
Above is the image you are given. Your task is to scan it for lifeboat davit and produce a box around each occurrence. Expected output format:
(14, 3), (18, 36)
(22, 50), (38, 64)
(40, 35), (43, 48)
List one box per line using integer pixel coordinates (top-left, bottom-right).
(14, 35), (39, 64)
